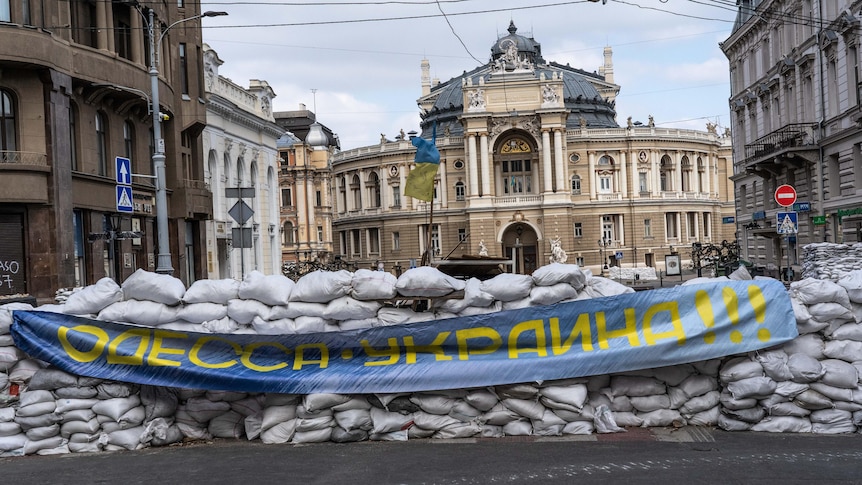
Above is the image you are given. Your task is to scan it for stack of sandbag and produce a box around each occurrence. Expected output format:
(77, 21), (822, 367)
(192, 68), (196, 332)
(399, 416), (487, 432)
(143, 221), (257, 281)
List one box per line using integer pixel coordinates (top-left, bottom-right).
(801, 242), (862, 280)
(717, 275), (862, 434)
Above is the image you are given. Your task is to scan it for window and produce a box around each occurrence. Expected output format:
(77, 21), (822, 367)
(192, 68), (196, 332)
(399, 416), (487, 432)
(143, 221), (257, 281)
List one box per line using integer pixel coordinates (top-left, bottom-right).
(282, 188), (292, 207)
(283, 222), (295, 244)
(455, 181), (465, 201)
(391, 186), (401, 208)
(351, 229), (361, 256)
(179, 43), (189, 96)
(575, 257), (584, 266)
(666, 213), (679, 238)
(501, 159), (532, 194)
(602, 216), (614, 242)
(392, 231), (400, 251)
(644, 219), (652, 238)
(115, 20), (132, 60)
(702, 212), (711, 239)
(599, 176), (611, 192)
(0, 1), (9, 22)
(368, 228), (380, 255)
(339, 176), (347, 210)
(316, 190), (322, 207)
(458, 228), (467, 242)
(351, 174), (361, 209)
(95, 112), (108, 176)
(571, 175), (581, 194)
(0, 88), (16, 153)
(639, 172), (648, 193)
(368, 172), (381, 208)
(123, 120), (134, 160)
(687, 212), (697, 239)
(574, 223), (582, 238)
(317, 226), (324, 242)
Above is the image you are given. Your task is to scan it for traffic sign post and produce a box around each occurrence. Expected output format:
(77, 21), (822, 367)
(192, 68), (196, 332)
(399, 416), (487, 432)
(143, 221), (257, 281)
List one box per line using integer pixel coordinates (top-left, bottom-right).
(775, 184), (797, 207)
(116, 157), (132, 185)
(116, 185), (133, 213)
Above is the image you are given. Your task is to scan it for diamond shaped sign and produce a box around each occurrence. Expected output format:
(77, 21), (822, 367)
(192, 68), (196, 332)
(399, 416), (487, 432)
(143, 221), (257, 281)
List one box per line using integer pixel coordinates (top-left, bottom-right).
(228, 200), (254, 225)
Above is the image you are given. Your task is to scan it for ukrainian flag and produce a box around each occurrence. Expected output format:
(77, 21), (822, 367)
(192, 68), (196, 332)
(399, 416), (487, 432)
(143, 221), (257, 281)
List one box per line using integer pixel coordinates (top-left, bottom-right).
(404, 124), (440, 202)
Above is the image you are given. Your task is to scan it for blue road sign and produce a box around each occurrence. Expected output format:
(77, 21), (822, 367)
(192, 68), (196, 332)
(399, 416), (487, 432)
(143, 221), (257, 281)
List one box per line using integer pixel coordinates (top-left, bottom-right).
(792, 201), (811, 212)
(116, 185), (134, 213)
(776, 212), (798, 234)
(615, 251), (624, 260)
(116, 157), (132, 185)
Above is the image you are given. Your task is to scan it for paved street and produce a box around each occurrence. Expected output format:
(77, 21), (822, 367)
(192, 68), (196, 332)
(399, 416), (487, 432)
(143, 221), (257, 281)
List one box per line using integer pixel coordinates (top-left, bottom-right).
(3, 428), (861, 484)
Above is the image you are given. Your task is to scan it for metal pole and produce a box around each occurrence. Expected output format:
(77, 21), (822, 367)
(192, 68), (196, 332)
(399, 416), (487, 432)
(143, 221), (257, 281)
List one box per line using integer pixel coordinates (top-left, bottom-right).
(149, 8), (173, 275)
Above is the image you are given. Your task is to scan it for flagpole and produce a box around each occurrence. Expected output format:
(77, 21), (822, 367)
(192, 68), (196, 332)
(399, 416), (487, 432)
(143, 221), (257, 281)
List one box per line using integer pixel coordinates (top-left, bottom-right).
(422, 184), (435, 266)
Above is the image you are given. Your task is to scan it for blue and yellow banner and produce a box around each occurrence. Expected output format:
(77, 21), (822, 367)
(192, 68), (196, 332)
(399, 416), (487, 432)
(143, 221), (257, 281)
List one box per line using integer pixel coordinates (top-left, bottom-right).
(11, 280), (797, 394)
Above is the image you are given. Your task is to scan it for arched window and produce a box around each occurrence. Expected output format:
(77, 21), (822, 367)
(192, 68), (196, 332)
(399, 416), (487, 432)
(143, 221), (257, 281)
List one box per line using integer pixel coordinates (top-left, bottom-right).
(95, 112), (108, 176)
(351, 174), (362, 209)
(1, 89), (16, 154)
(595, 156), (614, 193)
(455, 181), (465, 201)
(570, 175), (581, 195)
(339, 175), (347, 211)
(498, 136), (534, 195)
(660, 155), (672, 192)
(283, 221), (295, 244)
(680, 155), (691, 192)
(368, 172), (381, 208)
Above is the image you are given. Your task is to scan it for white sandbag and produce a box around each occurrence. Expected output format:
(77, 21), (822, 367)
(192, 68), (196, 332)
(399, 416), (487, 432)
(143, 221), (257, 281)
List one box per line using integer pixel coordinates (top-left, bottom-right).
(17, 401), (57, 418)
(638, 409), (683, 427)
(55, 398), (100, 414)
(630, 395), (671, 413)
(18, 389), (54, 408)
(292, 428), (332, 443)
(837, 270), (862, 303)
(27, 368), (79, 391)
(530, 409), (567, 436)
(61, 277), (123, 315)
(202, 316), (240, 334)
(122, 269), (185, 305)
(793, 389), (834, 410)
(501, 398), (545, 420)
(209, 410), (246, 439)
(303, 393), (351, 413)
(0, 346), (24, 372)
(479, 425), (505, 438)
(797, 317), (830, 335)
(481, 403), (521, 426)
(106, 426), (146, 450)
(529, 283), (578, 306)
(464, 389), (499, 412)
(717, 413), (751, 431)
(92, 396), (141, 422)
(249, 316), (294, 335)
(823, 339), (862, 363)
(782, 334), (825, 360)
(238, 271), (295, 306)
(818, 359), (859, 389)
(496, 383), (539, 400)
(830, 323), (862, 342)
(676, 374), (719, 399)
(531, 263), (587, 289)
(184, 397), (231, 423)
(226, 299), (271, 325)
(413, 411), (460, 431)
(790, 296), (812, 325)
(377, 307), (435, 326)
(448, 401), (482, 422)
(773, 381), (810, 398)
(96, 382), (137, 399)
(579, 277), (634, 298)
(480, 273), (534, 302)
(765, 401), (811, 417)
(409, 395), (456, 415)
(501, 297), (533, 311)
(719, 357), (764, 383)
(679, 391), (721, 416)
(433, 278), (495, 314)
(650, 364), (697, 387)
(0, 422), (20, 437)
(331, 397), (372, 413)
(456, 301), (503, 318)
(808, 302), (855, 325)
(351, 269), (398, 300)
(177, 302), (228, 323)
(261, 404), (297, 432)
(291, 270), (353, 303)
(790, 278), (851, 308)
(371, 429), (409, 441)
(668, 387), (689, 409)
(593, 404), (625, 433)
(501, 419), (532, 436)
(25, 424), (60, 441)
(563, 420), (596, 435)
(687, 406), (720, 426)
(23, 436), (65, 455)
(270, 301), (327, 320)
(369, 407), (413, 434)
(393, 267), (466, 298)
(103, 299), (179, 326)
(60, 418), (100, 437)
(756, 350), (793, 382)
(182, 278), (240, 304)
(728, 265), (753, 281)
(334, 409), (372, 431)
(294, 315), (333, 333)
(0, 302), (34, 334)
(610, 376), (666, 397)
(749, 416), (812, 433)
(727, 376), (777, 400)
(323, 296), (381, 321)
(787, 353), (825, 383)
(611, 411), (644, 427)
(9, 358), (44, 384)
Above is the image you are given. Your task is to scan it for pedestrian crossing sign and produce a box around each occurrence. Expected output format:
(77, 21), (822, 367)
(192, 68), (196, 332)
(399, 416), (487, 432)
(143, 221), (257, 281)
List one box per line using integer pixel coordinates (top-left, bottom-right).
(116, 185), (134, 213)
(776, 212), (798, 234)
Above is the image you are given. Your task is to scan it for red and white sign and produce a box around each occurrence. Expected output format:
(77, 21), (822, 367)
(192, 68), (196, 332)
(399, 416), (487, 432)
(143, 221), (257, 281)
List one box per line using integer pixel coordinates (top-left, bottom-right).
(774, 184), (797, 207)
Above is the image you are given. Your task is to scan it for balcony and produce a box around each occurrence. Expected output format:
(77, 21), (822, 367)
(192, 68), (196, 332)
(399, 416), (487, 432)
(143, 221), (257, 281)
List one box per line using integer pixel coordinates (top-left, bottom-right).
(1, 151), (48, 166)
(174, 179), (214, 219)
(741, 123), (818, 178)
(493, 195), (543, 207)
(0, 151), (50, 203)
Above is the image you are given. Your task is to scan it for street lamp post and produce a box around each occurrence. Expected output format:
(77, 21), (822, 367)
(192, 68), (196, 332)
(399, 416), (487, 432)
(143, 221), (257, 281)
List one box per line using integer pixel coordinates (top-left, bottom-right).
(598, 237), (610, 276)
(145, 8), (227, 274)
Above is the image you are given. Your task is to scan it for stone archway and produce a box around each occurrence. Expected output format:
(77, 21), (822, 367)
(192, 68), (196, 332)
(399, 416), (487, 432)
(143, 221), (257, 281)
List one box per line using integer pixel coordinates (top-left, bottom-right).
(502, 222), (538, 275)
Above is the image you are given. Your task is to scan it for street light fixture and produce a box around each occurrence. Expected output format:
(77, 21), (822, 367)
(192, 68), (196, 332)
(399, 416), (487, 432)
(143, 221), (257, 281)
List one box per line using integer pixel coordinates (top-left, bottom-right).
(144, 8), (228, 274)
(598, 237), (610, 276)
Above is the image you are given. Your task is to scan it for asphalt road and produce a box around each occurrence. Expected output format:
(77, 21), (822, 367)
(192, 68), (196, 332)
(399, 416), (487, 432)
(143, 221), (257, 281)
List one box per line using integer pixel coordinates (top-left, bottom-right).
(3, 428), (862, 484)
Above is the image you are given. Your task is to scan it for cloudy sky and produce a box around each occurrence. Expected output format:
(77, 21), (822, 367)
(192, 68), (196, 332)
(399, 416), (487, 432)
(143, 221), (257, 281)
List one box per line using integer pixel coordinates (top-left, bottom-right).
(199, 0), (739, 150)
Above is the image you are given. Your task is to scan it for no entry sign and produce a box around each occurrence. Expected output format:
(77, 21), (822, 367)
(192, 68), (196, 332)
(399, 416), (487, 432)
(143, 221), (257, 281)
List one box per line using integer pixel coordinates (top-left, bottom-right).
(774, 184), (797, 207)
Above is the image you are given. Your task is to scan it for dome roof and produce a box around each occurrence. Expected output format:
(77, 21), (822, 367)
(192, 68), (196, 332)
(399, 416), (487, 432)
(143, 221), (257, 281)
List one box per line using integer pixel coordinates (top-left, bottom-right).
(419, 22), (618, 138)
(306, 122), (329, 148)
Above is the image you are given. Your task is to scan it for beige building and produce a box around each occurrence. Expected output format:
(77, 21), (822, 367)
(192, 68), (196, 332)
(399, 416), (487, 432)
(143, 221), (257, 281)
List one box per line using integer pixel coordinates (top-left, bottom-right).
(0, 1), (213, 301)
(331, 22), (735, 276)
(202, 44), (284, 279)
(721, 0), (862, 275)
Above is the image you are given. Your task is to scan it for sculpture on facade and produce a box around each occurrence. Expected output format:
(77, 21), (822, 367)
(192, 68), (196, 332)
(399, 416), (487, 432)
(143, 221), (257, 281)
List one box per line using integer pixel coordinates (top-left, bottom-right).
(549, 237), (568, 264)
(468, 89), (485, 110)
(542, 84), (559, 104)
(478, 240), (488, 257)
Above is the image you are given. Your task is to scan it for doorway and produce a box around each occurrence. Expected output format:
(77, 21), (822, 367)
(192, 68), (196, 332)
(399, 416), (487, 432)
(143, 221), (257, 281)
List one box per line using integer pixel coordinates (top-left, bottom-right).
(503, 223), (537, 275)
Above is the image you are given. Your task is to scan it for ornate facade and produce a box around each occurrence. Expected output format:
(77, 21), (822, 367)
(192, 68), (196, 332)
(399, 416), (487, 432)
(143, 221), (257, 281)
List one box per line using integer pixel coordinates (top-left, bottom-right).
(331, 23), (735, 276)
(202, 45), (284, 279)
(0, 1), (211, 301)
(722, 0), (862, 274)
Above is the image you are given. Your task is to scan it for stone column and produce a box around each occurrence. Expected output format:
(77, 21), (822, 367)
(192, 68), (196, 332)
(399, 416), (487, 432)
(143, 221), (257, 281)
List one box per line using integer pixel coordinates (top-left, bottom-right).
(674, 151), (683, 192)
(357, 169), (366, 210)
(554, 129), (565, 192)
(479, 133), (490, 197)
(380, 165), (389, 210)
(468, 134), (479, 196)
(130, 11), (143, 65)
(651, 152), (660, 194)
(439, 162), (448, 208)
(542, 130), (552, 193)
(619, 152), (628, 198)
(96, 0), (109, 50)
(588, 152), (596, 200)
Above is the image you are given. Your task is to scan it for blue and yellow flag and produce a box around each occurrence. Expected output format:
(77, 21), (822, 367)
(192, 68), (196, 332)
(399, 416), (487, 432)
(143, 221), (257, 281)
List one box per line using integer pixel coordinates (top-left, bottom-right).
(404, 124), (440, 201)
